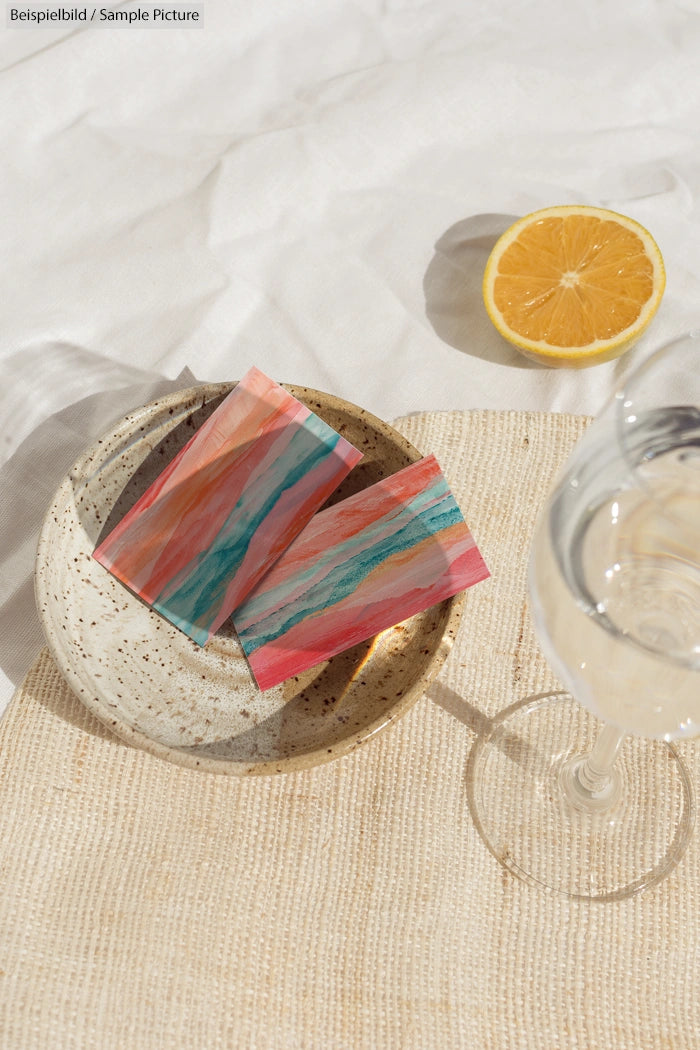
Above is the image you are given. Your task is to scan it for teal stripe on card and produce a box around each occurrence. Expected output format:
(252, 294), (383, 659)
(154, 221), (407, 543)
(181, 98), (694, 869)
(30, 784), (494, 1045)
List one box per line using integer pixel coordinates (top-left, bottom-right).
(237, 475), (451, 625)
(152, 418), (344, 634)
(237, 484), (461, 654)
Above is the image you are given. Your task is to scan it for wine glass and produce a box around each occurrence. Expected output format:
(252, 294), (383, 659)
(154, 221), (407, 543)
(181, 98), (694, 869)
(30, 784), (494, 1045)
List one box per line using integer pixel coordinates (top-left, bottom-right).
(469, 332), (700, 901)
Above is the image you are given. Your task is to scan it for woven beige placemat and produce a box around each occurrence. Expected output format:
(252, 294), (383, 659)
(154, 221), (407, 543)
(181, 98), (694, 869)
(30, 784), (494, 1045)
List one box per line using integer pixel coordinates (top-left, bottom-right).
(1, 409), (699, 1050)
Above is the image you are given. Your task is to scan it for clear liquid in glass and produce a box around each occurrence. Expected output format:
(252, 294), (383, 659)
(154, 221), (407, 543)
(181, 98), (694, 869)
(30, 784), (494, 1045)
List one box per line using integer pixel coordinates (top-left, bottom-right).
(530, 407), (700, 740)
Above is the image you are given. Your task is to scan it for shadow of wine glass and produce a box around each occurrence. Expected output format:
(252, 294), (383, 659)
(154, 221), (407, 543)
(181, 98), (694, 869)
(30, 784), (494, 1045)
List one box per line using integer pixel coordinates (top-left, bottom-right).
(427, 681), (568, 875)
(423, 212), (538, 368)
(427, 680), (554, 769)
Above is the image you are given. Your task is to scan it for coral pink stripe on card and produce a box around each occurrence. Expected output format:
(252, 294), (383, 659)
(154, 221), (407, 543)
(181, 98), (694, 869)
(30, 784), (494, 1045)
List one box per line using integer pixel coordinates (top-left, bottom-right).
(93, 367), (362, 646)
(233, 454), (489, 690)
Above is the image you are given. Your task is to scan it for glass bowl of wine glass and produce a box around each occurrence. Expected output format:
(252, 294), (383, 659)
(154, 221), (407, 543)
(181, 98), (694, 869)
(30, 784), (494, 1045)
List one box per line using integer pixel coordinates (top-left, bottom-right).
(468, 332), (700, 901)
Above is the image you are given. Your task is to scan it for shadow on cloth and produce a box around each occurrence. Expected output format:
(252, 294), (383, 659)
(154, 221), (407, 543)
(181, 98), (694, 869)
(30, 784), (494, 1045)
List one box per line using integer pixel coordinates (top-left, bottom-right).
(423, 212), (537, 368)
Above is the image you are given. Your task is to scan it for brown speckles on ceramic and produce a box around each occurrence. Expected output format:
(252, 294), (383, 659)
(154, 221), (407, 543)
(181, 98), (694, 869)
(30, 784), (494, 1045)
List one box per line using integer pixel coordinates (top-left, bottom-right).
(35, 384), (464, 774)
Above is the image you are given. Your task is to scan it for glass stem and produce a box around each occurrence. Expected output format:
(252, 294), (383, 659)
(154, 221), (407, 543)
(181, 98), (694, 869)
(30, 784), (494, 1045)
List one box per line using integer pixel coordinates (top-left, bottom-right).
(561, 723), (625, 813)
(577, 724), (625, 794)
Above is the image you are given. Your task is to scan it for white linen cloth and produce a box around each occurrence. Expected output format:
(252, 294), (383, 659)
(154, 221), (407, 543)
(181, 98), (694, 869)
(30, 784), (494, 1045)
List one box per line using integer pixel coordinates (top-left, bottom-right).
(2, 0), (700, 713)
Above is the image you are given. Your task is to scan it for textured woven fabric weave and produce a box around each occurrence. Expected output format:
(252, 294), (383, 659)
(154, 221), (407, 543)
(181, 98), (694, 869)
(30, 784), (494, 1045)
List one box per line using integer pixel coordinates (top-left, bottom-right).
(1, 410), (698, 1049)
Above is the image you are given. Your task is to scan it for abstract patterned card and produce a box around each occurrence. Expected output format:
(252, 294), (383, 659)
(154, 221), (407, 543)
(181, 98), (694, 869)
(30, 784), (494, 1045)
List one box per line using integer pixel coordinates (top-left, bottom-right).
(233, 454), (489, 690)
(93, 367), (363, 645)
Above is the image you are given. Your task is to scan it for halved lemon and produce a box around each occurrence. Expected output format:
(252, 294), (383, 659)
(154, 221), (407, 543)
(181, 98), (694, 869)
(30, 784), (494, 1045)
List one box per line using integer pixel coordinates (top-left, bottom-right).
(482, 205), (666, 367)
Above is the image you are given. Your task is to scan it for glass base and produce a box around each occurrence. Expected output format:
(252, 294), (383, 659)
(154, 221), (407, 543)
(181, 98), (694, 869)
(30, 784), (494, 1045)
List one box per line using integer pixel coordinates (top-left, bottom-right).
(467, 693), (695, 902)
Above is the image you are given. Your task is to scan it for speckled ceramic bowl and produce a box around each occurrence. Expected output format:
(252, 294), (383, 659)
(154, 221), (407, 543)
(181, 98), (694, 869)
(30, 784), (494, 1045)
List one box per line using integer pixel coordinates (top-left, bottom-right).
(35, 383), (464, 774)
